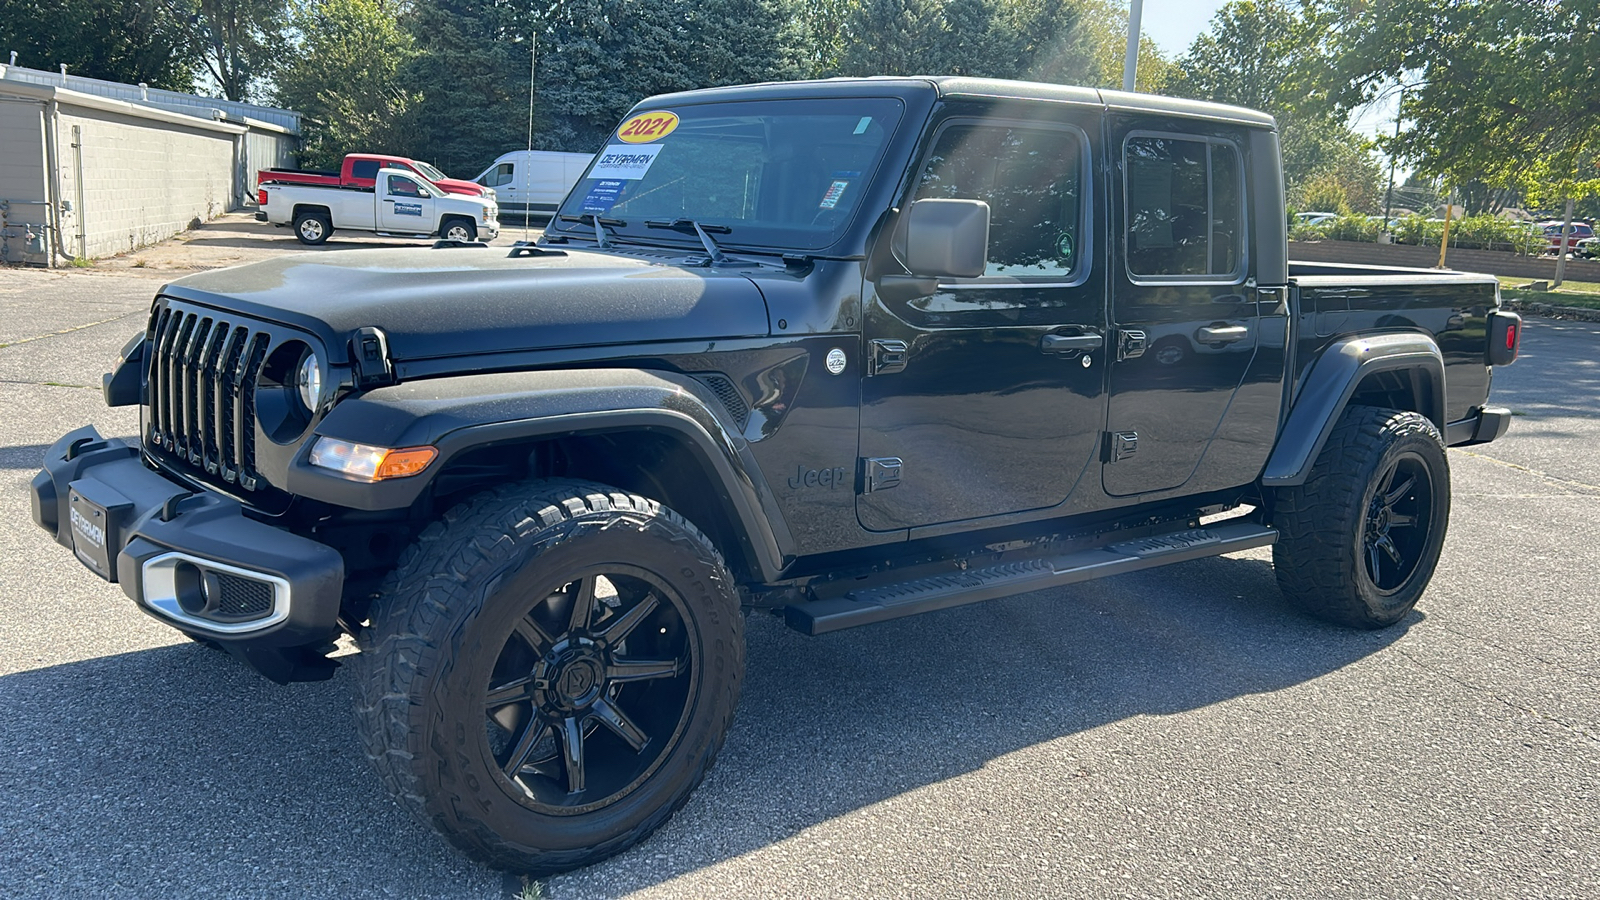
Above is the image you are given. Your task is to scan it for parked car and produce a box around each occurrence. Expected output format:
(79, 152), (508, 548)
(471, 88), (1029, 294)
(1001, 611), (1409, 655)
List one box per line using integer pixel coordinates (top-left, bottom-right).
(260, 153), (490, 199)
(471, 150), (594, 216)
(260, 167), (498, 244)
(1537, 220), (1594, 254)
(1292, 211), (1339, 226)
(1576, 236), (1599, 259)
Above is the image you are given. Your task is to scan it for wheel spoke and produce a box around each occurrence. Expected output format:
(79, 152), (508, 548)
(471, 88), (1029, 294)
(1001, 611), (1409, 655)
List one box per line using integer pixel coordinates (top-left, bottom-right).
(485, 675), (535, 710)
(503, 719), (550, 779)
(1383, 475), (1418, 507)
(596, 592), (660, 647)
(567, 577), (597, 634)
(1388, 512), (1419, 528)
(592, 699), (650, 752)
(1377, 534), (1404, 566)
(514, 615), (556, 653)
(606, 656), (682, 683)
(1367, 542), (1383, 580)
(558, 716), (586, 794)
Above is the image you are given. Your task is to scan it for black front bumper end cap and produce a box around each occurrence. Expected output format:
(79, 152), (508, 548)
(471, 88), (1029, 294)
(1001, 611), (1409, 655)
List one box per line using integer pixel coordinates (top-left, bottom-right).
(1445, 406), (1512, 446)
(30, 426), (345, 652)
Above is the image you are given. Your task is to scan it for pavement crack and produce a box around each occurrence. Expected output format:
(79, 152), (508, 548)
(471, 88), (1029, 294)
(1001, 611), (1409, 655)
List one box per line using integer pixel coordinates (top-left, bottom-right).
(0, 378), (98, 390)
(1452, 448), (1600, 495)
(1392, 646), (1600, 747)
(0, 310), (144, 351)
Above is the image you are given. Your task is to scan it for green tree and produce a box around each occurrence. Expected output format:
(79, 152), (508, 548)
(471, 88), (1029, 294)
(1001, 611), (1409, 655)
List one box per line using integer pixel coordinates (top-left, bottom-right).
(272, 0), (421, 169)
(400, 0), (531, 176)
(533, 0), (806, 154)
(1173, 0), (1379, 212)
(0, 0), (193, 89)
(186, 0), (290, 101)
(1318, 0), (1600, 205)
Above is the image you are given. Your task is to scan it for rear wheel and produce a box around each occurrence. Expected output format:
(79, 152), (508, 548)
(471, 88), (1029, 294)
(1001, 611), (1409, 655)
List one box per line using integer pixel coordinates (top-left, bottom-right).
(1272, 406), (1451, 628)
(293, 211), (331, 245)
(355, 480), (743, 873)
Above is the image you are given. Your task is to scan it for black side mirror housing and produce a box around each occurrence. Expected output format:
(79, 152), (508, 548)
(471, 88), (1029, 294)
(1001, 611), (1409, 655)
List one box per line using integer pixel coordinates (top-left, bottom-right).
(877, 199), (991, 302)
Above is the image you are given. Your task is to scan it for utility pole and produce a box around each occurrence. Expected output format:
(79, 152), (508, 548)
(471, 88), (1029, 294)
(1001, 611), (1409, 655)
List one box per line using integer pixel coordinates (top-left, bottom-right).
(1122, 0), (1144, 93)
(1382, 86), (1404, 237)
(524, 33), (536, 240)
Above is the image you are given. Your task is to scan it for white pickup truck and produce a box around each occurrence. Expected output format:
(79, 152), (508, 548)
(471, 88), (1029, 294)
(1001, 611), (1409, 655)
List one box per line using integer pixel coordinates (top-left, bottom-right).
(260, 167), (499, 245)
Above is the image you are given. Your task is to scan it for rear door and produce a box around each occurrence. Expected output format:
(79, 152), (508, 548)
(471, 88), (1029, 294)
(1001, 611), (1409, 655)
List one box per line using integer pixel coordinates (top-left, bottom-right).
(1102, 120), (1259, 497)
(858, 104), (1108, 531)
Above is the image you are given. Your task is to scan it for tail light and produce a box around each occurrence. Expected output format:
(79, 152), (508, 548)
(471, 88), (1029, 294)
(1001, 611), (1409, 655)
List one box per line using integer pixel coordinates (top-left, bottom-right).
(1487, 311), (1520, 365)
(258, 189), (268, 206)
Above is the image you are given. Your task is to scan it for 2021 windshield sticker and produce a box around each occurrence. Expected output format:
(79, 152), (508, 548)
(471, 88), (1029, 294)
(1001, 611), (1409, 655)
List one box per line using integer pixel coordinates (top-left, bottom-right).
(589, 145), (664, 181)
(616, 110), (679, 144)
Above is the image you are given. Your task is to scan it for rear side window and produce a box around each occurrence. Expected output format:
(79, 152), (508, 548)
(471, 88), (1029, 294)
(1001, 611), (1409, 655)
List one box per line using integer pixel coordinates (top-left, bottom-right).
(913, 121), (1087, 279)
(1124, 135), (1244, 280)
(351, 160), (380, 180)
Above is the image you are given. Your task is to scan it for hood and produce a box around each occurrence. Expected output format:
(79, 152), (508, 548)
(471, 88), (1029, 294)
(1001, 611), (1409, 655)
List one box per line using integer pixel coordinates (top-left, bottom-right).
(161, 246), (771, 363)
(437, 178), (488, 197)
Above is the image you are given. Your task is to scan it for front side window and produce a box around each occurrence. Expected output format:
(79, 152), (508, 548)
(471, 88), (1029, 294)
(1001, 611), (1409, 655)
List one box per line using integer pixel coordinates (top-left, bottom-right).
(489, 163), (514, 187)
(1124, 136), (1244, 280)
(912, 122), (1087, 279)
(388, 175), (425, 197)
(553, 98), (905, 251)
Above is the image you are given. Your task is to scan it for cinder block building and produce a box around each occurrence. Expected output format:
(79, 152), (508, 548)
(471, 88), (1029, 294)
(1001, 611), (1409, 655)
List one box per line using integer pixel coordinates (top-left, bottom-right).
(0, 64), (299, 266)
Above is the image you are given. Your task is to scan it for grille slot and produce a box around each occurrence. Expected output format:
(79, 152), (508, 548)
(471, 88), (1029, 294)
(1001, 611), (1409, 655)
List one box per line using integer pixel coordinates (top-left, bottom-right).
(146, 302), (272, 492)
(212, 573), (274, 619)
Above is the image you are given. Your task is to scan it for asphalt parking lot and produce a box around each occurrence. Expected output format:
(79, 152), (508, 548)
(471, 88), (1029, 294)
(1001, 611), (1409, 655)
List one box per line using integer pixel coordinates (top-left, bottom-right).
(1, 233), (1597, 899)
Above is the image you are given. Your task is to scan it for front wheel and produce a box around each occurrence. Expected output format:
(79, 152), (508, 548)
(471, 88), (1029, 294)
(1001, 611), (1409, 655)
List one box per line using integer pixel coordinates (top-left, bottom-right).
(1272, 407), (1451, 628)
(355, 480), (743, 874)
(440, 217), (477, 242)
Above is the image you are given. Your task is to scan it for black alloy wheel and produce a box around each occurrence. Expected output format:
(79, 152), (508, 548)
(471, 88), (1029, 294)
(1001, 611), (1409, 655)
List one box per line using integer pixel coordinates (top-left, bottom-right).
(484, 568), (696, 814)
(356, 480), (743, 874)
(1273, 406), (1451, 628)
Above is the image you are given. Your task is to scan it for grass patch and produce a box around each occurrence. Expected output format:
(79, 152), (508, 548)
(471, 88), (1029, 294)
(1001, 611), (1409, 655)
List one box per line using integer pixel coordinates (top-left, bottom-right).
(69, 256), (93, 268)
(1496, 276), (1600, 310)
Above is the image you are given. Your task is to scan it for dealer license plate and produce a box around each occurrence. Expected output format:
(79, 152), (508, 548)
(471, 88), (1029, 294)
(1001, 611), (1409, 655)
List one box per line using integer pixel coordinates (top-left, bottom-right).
(68, 488), (115, 581)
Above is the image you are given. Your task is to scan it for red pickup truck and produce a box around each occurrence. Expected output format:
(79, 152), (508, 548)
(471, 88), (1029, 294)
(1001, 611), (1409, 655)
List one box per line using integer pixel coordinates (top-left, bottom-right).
(258, 153), (488, 198)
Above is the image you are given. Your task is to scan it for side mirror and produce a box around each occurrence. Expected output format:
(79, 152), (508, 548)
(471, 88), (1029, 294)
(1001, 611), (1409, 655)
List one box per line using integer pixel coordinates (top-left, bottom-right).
(878, 199), (990, 302)
(903, 198), (990, 278)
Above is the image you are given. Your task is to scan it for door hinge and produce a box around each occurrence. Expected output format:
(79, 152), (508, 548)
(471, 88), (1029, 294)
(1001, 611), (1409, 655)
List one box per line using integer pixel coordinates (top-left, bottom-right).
(1116, 329), (1147, 361)
(868, 339), (909, 375)
(1104, 431), (1138, 462)
(861, 456), (902, 492)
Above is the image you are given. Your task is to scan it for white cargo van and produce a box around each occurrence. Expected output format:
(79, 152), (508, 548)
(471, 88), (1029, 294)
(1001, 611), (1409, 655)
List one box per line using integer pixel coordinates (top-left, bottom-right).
(472, 150), (593, 217)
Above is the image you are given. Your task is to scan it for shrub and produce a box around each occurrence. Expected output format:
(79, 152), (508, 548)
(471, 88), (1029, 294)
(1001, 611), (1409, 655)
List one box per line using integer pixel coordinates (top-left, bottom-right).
(1393, 214), (1543, 254)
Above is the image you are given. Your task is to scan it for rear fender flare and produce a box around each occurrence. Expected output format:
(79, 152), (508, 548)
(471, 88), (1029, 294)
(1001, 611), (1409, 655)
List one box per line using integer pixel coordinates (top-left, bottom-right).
(285, 368), (793, 581)
(1260, 333), (1446, 487)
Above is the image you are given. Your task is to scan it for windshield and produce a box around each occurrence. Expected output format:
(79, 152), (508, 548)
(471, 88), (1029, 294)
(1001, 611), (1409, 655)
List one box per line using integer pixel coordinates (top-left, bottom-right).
(414, 161), (448, 182)
(552, 97), (906, 251)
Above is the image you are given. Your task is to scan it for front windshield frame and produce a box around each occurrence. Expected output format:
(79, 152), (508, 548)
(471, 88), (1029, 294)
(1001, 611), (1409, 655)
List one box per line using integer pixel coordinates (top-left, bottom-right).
(414, 161), (448, 182)
(551, 97), (908, 253)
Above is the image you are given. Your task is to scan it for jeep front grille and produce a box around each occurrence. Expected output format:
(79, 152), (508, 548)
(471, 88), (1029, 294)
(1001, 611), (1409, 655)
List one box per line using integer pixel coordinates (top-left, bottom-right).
(146, 304), (270, 491)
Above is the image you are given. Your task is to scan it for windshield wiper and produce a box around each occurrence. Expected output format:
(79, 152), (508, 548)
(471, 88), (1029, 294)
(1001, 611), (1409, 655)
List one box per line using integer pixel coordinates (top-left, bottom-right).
(559, 213), (626, 248)
(646, 218), (732, 264)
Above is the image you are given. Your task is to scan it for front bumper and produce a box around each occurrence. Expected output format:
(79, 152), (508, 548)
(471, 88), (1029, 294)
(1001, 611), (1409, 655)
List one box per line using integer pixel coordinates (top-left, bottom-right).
(30, 427), (345, 668)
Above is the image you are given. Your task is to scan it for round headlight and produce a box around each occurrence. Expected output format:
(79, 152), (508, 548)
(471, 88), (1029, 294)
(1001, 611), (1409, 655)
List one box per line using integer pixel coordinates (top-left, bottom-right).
(298, 352), (322, 412)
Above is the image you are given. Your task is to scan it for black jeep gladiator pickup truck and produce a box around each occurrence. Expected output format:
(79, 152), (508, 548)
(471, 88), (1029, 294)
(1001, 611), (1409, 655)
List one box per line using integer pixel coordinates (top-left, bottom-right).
(31, 77), (1520, 873)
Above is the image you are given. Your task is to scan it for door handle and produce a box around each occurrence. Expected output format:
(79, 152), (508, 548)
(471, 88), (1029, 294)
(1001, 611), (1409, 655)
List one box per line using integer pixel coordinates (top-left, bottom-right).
(1041, 333), (1103, 353)
(1195, 324), (1249, 344)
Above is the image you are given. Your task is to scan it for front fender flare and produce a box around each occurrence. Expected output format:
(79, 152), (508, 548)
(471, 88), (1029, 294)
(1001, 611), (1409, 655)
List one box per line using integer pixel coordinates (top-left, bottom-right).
(286, 368), (793, 581)
(1260, 333), (1446, 487)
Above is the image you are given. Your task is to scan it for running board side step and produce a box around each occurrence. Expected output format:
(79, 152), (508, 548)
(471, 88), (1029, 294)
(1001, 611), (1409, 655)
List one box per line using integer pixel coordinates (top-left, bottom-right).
(784, 522), (1278, 635)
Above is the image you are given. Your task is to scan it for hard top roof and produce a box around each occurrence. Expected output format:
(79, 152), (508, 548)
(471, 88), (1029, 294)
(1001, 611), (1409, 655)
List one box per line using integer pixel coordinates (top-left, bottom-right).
(635, 76), (1277, 130)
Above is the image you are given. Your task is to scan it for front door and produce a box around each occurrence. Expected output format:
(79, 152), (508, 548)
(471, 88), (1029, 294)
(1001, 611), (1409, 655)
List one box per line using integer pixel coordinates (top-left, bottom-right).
(378, 173), (436, 232)
(1103, 122), (1259, 497)
(858, 111), (1108, 532)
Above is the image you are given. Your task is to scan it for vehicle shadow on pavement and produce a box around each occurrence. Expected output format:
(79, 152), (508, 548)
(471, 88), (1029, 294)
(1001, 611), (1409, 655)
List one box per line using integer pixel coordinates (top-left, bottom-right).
(0, 443), (51, 470)
(0, 554), (1411, 898)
